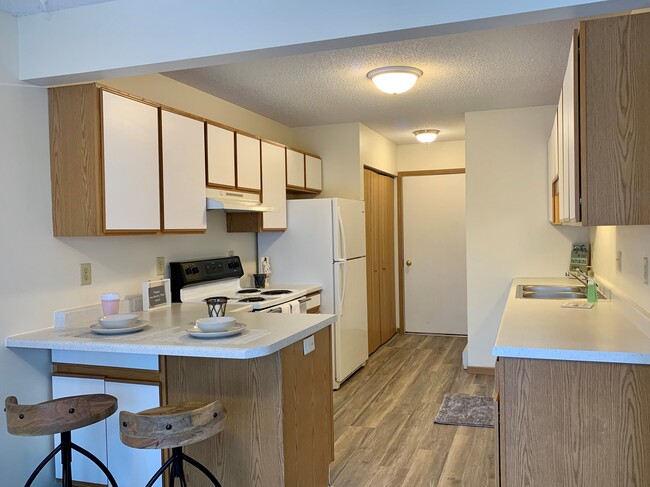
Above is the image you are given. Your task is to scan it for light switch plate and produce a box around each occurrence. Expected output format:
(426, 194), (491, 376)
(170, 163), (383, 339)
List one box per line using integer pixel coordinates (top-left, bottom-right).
(303, 335), (315, 355)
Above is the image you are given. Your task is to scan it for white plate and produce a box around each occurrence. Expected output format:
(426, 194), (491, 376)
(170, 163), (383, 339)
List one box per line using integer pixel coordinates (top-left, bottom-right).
(98, 313), (139, 328)
(186, 323), (246, 339)
(90, 320), (149, 335)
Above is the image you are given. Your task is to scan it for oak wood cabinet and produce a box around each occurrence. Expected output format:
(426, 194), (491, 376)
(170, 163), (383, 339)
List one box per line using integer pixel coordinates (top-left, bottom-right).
(226, 141), (287, 232)
(364, 168), (396, 354)
(549, 12), (650, 226)
(495, 357), (650, 486)
(286, 148), (322, 194)
(49, 84), (161, 236)
(235, 132), (262, 192)
(206, 122), (236, 189)
(160, 109), (207, 232)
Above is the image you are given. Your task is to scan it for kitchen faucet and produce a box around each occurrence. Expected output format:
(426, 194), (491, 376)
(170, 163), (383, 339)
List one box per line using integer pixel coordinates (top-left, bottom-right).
(567, 267), (591, 287)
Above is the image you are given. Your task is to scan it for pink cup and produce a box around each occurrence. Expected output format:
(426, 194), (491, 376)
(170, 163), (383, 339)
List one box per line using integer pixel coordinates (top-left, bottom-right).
(101, 293), (120, 316)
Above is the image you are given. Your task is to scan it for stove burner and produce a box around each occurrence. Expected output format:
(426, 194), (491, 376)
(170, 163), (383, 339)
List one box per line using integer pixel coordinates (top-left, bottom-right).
(261, 289), (292, 295)
(238, 297), (266, 303)
(237, 289), (260, 294)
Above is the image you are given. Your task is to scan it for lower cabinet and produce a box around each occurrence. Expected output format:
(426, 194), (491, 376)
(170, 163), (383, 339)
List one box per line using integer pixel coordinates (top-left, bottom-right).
(495, 357), (650, 486)
(52, 356), (162, 486)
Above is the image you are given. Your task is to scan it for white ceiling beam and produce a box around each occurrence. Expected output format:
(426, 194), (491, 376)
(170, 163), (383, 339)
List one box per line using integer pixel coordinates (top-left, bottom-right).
(18, 0), (650, 85)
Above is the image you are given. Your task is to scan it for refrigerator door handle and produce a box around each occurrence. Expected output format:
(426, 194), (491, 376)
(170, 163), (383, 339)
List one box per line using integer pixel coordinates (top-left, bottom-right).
(335, 260), (347, 317)
(336, 205), (348, 262)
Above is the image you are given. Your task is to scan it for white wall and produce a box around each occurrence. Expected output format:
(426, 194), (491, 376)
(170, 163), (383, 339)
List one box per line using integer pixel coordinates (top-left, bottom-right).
(0, 21), (297, 481)
(465, 106), (588, 367)
(360, 124), (397, 176)
(292, 123), (362, 199)
(591, 226), (650, 312)
(397, 140), (465, 171)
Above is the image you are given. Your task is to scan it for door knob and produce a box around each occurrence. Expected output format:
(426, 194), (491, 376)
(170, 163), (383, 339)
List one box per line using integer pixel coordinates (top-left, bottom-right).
(406, 260), (412, 267)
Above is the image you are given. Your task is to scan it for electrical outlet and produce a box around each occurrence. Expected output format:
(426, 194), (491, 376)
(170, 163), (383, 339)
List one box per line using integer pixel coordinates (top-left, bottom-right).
(80, 263), (92, 286)
(303, 335), (316, 355)
(616, 251), (623, 271)
(644, 257), (648, 285)
(156, 256), (165, 276)
(227, 250), (235, 257)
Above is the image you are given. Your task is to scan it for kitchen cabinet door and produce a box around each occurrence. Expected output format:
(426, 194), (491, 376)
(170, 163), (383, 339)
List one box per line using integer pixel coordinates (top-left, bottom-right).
(105, 381), (162, 487)
(561, 33), (579, 223)
(102, 90), (161, 232)
(286, 149), (305, 189)
(236, 133), (261, 192)
(305, 155), (322, 191)
(206, 123), (236, 188)
(261, 141), (287, 231)
(161, 110), (206, 231)
(52, 376), (108, 485)
(548, 110), (559, 223)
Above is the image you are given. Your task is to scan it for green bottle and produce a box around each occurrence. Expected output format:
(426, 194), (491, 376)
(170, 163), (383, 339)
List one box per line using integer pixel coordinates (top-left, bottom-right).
(587, 269), (597, 303)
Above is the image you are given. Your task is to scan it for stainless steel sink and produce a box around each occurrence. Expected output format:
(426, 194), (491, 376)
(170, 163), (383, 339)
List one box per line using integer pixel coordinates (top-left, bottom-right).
(516, 284), (607, 300)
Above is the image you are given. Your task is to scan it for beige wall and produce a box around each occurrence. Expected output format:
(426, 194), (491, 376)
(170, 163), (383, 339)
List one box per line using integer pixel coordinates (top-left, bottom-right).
(591, 226), (650, 312)
(465, 106), (588, 368)
(292, 123), (362, 199)
(397, 140), (466, 171)
(359, 124), (397, 176)
(106, 74), (293, 145)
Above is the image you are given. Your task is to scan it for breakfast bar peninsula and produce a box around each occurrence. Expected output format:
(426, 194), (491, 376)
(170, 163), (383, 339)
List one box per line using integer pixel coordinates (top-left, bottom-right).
(5, 304), (337, 487)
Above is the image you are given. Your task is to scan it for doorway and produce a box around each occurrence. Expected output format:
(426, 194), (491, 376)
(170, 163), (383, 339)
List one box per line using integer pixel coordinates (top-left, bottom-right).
(399, 169), (467, 335)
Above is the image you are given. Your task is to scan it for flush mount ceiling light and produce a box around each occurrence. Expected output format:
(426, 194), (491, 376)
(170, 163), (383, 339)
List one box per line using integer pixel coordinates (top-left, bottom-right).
(366, 66), (423, 94)
(413, 129), (440, 143)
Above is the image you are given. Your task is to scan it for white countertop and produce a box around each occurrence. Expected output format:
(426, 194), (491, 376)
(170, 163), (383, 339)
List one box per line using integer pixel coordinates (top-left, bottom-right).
(5, 303), (336, 359)
(493, 277), (650, 364)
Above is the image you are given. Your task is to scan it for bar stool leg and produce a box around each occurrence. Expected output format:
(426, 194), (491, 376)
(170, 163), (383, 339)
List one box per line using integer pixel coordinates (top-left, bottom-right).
(61, 432), (73, 487)
(181, 451), (222, 487)
(70, 441), (119, 487)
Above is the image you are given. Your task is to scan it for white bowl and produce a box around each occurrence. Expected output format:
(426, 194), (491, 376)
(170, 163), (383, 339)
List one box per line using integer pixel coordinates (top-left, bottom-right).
(98, 313), (139, 328)
(196, 316), (236, 332)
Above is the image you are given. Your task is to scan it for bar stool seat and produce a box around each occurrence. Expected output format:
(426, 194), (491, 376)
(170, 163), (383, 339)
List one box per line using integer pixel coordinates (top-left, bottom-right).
(5, 394), (118, 487)
(120, 400), (226, 487)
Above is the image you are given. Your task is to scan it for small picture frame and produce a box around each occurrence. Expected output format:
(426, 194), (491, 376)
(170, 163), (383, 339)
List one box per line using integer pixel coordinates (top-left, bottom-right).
(142, 279), (171, 311)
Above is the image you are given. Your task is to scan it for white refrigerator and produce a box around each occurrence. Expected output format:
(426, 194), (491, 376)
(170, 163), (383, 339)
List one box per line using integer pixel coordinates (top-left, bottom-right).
(257, 198), (368, 388)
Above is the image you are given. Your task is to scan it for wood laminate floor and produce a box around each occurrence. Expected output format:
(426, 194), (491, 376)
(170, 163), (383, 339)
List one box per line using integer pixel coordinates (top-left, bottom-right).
(331, 334), (495, 487)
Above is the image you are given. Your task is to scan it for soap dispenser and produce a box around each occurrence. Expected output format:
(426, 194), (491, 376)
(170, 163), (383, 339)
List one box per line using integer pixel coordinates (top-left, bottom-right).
(587, 268), (597, 303)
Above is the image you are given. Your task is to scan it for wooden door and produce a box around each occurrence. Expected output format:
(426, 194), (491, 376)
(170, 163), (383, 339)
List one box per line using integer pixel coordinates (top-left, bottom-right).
(365, 168), (396, 354)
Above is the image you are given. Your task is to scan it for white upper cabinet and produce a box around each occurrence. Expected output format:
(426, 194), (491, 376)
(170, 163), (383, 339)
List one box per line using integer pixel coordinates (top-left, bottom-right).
(102, 90), (160, 231)
(305, 155), (322, 191)
(236, 133), (261, 191)
(286, 149), (305, 188)
(261, 142), (287, 230)
(206, 123), (236, 188)
(161, 110), (206, 231)
(548, 110), (559, 223)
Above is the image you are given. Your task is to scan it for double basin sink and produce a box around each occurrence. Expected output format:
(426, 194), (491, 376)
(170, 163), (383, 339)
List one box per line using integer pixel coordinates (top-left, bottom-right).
(516, 284), (607, 300)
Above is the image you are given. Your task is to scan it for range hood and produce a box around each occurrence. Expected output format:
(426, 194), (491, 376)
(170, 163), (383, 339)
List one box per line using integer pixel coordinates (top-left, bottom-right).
(206, 188), (273, 212)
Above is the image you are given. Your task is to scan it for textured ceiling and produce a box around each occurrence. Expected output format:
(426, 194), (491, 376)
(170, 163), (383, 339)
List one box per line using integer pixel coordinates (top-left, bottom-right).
(166, 20), (578, 144)
(0, 0), (115, 16)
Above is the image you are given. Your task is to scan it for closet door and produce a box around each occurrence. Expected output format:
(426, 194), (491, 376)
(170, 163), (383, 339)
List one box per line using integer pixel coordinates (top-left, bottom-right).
(364, 168), (396, 354)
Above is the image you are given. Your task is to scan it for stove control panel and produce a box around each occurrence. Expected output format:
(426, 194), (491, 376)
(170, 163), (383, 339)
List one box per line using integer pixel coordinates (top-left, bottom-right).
(170, 256), (244, 302)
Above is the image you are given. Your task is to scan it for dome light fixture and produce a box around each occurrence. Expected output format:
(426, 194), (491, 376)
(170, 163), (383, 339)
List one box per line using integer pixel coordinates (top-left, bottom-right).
(413, 129), (440, 143)
(366, 66), (423, 94)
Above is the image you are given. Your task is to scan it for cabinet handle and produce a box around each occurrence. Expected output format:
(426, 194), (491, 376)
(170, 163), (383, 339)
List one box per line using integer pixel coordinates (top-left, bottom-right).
(406, 260), (412, 267)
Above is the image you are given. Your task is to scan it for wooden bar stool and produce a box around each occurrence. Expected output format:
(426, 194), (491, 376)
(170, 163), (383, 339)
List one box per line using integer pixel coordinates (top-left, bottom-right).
(120, 400), (226, 487)
(5, 394), (118, 487)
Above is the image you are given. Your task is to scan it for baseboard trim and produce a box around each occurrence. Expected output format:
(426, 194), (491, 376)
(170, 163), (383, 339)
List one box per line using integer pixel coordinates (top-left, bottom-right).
(468, 366), (495, 376)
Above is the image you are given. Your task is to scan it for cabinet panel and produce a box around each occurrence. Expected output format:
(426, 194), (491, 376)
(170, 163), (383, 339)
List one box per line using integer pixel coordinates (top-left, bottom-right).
(581, 13), (650, 225)
(52, 376), (108, 485)
(105, 381), (161, 487)
(206, 123), (236, 188)
(161, 110), (206, 231)
(548, 111), (559, 223)
(261, 142), (287, 231)
(236, 133), (261, 191)
(305, 155), (322, 191)
(286, 149), (305, 188)
(102, 90), (160, 231)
